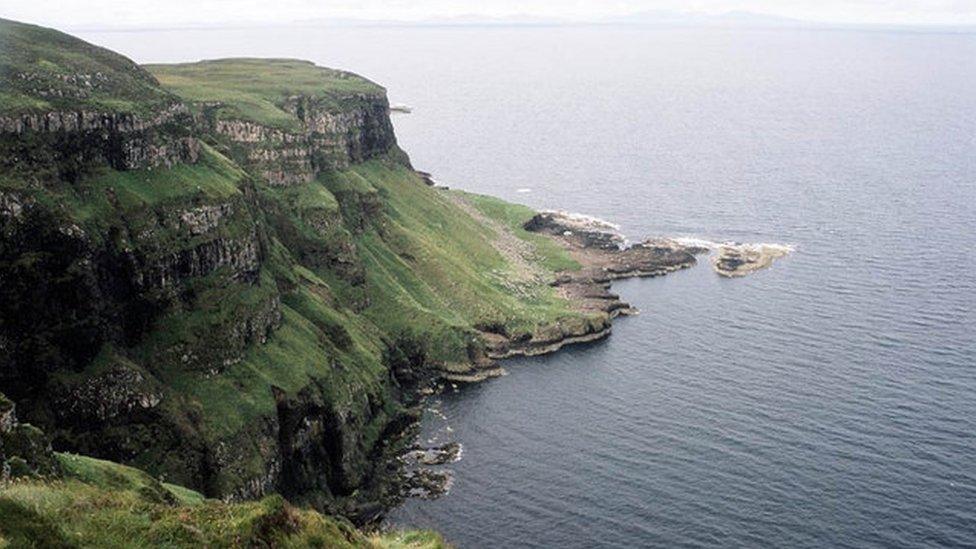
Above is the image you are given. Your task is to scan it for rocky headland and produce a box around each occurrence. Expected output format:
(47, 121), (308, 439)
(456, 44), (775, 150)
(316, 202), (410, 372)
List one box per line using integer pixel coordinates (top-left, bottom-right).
(477, 212), (702, 353)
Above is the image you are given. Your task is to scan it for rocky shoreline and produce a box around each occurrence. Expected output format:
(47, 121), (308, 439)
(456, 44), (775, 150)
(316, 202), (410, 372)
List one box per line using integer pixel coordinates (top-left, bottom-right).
(473, 210), (794, 362)
(388, 210), (710, 504)
(447, 210), (708, 381)
(391, 209), (795, 506)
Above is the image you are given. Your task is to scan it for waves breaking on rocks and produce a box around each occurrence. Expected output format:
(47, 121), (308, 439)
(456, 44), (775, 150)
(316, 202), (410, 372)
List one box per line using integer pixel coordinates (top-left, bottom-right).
(531, 210), (794, 278)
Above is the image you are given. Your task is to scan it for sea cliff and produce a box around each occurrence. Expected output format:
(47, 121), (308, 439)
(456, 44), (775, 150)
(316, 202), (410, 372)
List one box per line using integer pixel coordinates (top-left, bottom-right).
(0, 18), (632, 531)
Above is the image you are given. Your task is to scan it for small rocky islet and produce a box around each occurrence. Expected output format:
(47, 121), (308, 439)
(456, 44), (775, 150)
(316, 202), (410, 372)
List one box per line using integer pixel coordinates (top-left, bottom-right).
(710, 242), (794, 277)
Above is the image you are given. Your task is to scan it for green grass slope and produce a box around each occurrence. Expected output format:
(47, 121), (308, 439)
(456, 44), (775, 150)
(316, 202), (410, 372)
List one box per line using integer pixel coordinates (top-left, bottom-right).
(145, 159), (589, 493)
(0, 18), (175, 115)
(0, 453), (447, 548)
(146, 59), (384, 129)
(326, 161), (588, 362)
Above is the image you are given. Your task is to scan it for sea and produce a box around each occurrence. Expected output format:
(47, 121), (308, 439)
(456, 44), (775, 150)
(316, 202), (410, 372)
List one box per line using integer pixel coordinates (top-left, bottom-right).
(82, 23), (976, 548)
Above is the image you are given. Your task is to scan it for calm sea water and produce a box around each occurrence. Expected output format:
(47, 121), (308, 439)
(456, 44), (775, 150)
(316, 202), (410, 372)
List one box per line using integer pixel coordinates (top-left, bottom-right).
(84, 25), (976, 548)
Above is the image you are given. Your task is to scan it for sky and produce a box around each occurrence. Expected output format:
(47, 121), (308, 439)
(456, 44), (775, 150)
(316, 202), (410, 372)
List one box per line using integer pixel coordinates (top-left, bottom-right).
(2, 0), (976, 29)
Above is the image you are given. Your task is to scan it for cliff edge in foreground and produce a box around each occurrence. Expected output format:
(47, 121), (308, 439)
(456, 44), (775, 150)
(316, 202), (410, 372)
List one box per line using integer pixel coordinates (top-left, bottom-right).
(0, 392), (445, 547)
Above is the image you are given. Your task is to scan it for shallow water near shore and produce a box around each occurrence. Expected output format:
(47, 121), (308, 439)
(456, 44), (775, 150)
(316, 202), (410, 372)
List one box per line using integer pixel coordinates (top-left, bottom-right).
(83, 25), (976, 547)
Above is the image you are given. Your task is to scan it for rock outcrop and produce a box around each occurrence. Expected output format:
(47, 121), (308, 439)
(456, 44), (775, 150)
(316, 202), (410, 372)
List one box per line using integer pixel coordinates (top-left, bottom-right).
(0, 393), (61, 481)
(53, 367), (163, 423)
(1, 18), (196, 179)
(529, 210), (793, 280)
(711, 242), (793, 277)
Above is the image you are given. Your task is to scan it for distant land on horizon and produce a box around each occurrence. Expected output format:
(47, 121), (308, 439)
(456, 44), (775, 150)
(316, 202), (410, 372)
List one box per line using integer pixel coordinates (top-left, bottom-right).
(57, 10), (976, 34)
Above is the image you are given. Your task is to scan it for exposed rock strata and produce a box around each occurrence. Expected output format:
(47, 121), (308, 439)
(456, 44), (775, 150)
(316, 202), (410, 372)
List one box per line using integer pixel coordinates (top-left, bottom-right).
(0, 103), (189, 134)
(138, 232), (261, 288)
(54, 367), (163, 423)
(435, 359), (508, 384)
(0, 103), (200, 177)
(180, 203), (234, 236)
(209, 94), (397, 187)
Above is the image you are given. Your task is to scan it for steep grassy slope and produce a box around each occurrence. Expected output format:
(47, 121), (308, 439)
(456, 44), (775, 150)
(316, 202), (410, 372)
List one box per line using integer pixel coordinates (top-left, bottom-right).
(0, 18), (590, 530)
(323, 161), (586, 362)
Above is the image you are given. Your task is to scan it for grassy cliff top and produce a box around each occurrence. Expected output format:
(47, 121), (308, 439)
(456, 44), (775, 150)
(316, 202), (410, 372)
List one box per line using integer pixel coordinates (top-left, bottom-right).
(0, 18), (176, 115)
(146, 58), (385, 129)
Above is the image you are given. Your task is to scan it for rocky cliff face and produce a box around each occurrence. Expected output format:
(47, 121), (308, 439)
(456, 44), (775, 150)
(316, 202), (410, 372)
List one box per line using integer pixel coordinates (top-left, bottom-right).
(0, 180), (263, 372)
(0, 158), (398, 514)
(1, 17), (196, 180)
(0, 20), (418, 518)
(209, 93), (397, 187)
(0, 103), (201, 182)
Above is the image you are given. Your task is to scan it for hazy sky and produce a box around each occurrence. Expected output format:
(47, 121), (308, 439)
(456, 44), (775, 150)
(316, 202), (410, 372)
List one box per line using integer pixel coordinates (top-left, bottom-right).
(3, 0), (976, 29)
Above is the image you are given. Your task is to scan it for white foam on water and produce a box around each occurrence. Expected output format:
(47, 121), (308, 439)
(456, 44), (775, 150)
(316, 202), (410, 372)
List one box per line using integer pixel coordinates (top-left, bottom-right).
(723, 242), (797, 257)
(441, 472), (455, 495)
(673, 236), (796, 255)
(539, 209), (622, 233)
(515, 188), (532, 193)
(751, 242), (797, 253)
(672, 236), (723, 249)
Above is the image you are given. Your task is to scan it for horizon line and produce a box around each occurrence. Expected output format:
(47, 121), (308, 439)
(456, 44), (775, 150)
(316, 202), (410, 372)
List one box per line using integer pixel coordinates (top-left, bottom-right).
(62, 20), (976, 36)
(29, 10), (976, 35)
